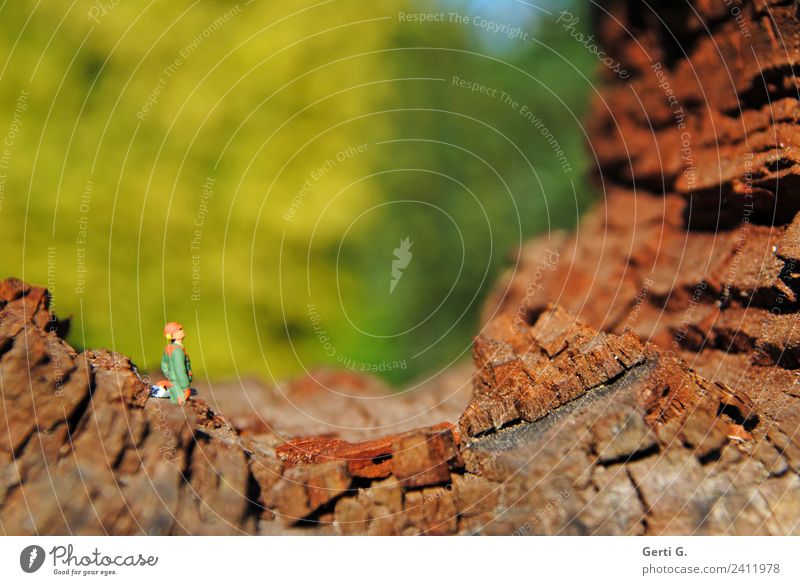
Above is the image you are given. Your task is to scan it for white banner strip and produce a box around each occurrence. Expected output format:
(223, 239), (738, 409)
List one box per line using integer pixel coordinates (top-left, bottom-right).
(1, 536), (798, 584)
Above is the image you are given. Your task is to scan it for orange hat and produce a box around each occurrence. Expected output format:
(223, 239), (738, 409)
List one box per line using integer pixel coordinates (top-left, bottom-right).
(164, 321), (183, 340)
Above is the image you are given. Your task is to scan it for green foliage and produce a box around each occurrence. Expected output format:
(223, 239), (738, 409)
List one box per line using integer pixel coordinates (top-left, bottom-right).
(0, 0), (595, 385)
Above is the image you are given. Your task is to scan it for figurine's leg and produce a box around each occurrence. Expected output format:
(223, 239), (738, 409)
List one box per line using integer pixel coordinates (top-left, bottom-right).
(168, 385), (183, 404)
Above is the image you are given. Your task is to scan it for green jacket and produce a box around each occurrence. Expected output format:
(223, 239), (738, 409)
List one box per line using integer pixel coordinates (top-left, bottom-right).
(161, 342), (192, 403)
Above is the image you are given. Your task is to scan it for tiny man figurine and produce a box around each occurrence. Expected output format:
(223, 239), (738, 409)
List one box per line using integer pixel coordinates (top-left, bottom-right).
(159, 321), (193, 405)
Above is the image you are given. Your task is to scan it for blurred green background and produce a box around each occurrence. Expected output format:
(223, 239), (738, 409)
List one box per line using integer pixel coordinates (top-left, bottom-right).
(0, 0), (596, 385)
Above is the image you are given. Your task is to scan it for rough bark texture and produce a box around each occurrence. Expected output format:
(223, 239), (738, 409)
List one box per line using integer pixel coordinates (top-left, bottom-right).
(3, 1), (800, 534)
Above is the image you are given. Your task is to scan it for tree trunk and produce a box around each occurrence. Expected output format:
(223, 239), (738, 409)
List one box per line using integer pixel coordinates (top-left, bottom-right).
(2, 1), (799, 535)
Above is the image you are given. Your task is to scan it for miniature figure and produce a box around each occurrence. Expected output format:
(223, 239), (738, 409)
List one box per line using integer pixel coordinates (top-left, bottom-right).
(149, 321), (193, 405)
